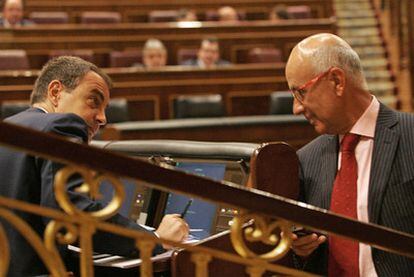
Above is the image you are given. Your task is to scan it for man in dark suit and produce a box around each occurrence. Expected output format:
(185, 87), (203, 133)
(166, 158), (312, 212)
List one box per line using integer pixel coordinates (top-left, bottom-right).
(0, 56), (189, 276)
(0, 0), (34, 27)
(285, 33), (414, 276)
(182, 37), (231, 68)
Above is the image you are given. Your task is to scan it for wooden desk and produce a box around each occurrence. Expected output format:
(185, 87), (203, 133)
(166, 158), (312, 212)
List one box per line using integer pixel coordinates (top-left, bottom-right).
(171, 141), (300, 276)
(0, 64), (289, 120)
(0, 19), (336, 68)
(0, 63), (282, 85)
(24, 0), (333, 23)
(100, 115), (318, 149)
(89, 140), (300, 275)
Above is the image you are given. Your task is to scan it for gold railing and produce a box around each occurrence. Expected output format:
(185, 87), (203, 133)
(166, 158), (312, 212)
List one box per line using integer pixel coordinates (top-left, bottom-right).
(1, 121), (414, 276)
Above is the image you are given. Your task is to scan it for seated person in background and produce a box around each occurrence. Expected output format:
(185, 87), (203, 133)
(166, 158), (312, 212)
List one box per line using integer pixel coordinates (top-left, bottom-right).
(133, 38), (168, 69)
(269, 4), (291, 21)
(177, 8), (198, 21)
(0, 56), (188, 276)
(183, 37), (231, 68)
(217, 6), (239, 22)
(0, 0), (34, 27)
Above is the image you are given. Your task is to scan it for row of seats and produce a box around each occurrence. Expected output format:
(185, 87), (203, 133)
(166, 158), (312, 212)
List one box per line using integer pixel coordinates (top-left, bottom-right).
(29, 11), (120, 24)
(0, 47), (282, 70)
(25, 6), (312, 24)
(0, 92), (294, 122)
(173, 92), (293, 119)
(148, 5), (311, 22)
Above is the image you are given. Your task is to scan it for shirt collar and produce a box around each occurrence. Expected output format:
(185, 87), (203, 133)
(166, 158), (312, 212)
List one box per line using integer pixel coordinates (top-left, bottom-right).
(35, 107), (49, 113)
(348, 95), (380, 139)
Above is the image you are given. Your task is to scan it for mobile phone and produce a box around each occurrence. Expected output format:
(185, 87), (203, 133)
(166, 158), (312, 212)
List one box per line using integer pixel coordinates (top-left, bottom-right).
(292, 226), (316, 237)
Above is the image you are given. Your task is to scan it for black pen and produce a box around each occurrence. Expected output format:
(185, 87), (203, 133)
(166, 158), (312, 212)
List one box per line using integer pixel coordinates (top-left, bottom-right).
(180, 199), (193, 218)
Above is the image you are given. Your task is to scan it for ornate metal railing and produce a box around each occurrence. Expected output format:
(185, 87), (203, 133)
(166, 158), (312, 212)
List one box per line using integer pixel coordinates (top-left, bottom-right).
(1, 121), (414, 276)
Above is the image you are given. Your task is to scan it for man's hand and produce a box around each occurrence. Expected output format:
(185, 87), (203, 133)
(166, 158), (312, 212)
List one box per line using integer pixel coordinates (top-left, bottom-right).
(155, 214), (189, 249)
(291, 232), (327, 257)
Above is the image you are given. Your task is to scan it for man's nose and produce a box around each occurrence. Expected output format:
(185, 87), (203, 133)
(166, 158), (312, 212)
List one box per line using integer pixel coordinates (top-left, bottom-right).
(97, 109), (107, 126)
(292, 98), (304, 115)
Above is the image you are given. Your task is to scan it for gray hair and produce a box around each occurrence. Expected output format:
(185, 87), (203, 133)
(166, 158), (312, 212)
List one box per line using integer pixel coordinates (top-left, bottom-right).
(307, 43), (368, 88)
(143, 38), (166, 53)
(2, 0), (25, 10)
(30, 56), (112, 105)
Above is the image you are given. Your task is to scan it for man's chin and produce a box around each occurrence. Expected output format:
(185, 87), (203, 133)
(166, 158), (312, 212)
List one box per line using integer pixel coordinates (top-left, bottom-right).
(312, 122), (329, 135)
(87, 130), (97, 142)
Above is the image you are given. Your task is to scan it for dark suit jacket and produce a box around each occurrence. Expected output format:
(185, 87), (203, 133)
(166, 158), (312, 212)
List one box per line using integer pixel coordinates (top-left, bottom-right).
(0, 108), (161, 277)
(0, 18), (34, 27)
(296, 104), (414, 276)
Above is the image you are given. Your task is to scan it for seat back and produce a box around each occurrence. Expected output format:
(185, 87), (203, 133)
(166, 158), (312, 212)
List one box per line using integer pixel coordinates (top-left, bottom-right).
(148, 10), (179, 22)
(48, 49), (95, 63)
(205, 10), (220, 21)
(105, 99), (129, 123)
(1, 102), (30, 119)
(205, 10), (245, 21)
(247, 47), (282, 63)
(29, 12), (69, 24)
(0, 50), (30, 70)
(81, 11), (121, 24)
(173, 94), (225, 119)
(269, 91), (293, 115)
(177, 48), (198, 65)
(286, 5), (312, 19)
(109, 50), (142, 67)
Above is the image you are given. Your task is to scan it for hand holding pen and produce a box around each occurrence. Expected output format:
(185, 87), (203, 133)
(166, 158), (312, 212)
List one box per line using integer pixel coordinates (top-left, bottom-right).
(180, 199), (193, 218)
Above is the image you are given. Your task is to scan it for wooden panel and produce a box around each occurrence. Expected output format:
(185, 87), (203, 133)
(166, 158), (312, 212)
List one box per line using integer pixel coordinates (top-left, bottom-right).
(100, 115), (318, 149)
(0, 19), (336, 68)
(228, 91), (276, 115)
(127, 96), (159, 121)
(24, 0), (334, 23)
(0, 64), (289, 120)
(0, 64), (284, 85)
(172, 230), (295, 277)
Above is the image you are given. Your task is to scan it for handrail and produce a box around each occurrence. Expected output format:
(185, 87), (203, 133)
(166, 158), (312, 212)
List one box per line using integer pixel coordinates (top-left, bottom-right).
(1, 120), (414, 261)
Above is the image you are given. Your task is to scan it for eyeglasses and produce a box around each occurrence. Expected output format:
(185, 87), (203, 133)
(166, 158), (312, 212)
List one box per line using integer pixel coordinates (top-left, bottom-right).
(290, 67), (333, 103)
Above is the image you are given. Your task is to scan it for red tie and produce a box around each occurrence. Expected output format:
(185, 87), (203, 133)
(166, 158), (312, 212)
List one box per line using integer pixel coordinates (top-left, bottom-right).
(329, 133), (360, 277)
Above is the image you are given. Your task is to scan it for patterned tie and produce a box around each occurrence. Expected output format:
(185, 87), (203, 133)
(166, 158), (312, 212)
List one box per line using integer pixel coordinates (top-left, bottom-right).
(329, 133), (360, 277)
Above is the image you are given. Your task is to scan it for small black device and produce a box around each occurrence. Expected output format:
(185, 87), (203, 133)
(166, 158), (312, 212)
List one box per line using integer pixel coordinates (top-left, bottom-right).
(292, 226), (318, 237)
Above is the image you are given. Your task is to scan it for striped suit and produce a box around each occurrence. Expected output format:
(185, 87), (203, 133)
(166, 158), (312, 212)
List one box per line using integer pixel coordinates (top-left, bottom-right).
(297, 104), (414, 276)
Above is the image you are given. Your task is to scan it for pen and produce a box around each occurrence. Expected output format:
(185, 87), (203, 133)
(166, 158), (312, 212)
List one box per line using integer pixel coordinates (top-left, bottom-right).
(180, 199), (193, 218)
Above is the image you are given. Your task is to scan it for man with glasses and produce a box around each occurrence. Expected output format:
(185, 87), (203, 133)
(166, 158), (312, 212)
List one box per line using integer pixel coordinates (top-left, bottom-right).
(285, 33), (414, 276)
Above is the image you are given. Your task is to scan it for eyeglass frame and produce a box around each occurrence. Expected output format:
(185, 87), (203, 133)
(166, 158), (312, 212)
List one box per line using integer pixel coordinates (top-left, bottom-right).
(290, 67), (333, 103)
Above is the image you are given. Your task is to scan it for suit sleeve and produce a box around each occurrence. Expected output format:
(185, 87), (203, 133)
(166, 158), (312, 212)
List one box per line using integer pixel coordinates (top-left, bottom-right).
(37, 114), (164, 256)
(292, 151), (328, 275)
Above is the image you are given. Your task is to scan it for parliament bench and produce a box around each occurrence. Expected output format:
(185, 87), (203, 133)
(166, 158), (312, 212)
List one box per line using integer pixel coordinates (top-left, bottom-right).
(99, 115), (318, 149)
(24, 0), (333, 23)
(88, 139), (299, 275)
(0, 19), (336, 68)
(0, 64), (290, 120)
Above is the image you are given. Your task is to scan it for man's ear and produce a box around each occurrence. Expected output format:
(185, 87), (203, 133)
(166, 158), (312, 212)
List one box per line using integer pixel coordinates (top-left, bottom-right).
(47, 80), (63, 107)
(330, 67), (346, 96)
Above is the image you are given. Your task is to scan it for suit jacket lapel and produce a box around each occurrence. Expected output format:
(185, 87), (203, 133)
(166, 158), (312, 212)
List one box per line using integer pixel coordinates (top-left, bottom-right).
(321, 135), (339, 209)
(368, 104), (399, 223)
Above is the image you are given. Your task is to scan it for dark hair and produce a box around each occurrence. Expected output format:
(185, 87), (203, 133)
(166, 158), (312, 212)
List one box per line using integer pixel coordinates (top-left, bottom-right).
(30, 56), (112, 105)
(271, 5), (291, 20)
(177, 9), (197, 20)
(201, 37), (219, 45)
